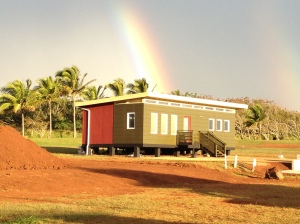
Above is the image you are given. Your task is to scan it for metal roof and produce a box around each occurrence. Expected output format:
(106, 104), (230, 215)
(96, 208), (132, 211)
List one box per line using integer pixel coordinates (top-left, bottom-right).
(75, 92), (248, 109)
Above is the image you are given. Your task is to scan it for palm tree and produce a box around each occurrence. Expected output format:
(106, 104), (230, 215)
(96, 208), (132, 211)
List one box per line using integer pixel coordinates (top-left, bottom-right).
(0, 79), (35, 136)
(245, 104), (267, 135)
(171, 90), (198, 97)
(171, 89), (183, 96)
(106, 78), (126, 96)
(81, 85), (106, 100)
(55, 65), (96, 138)
(34, 76), (59, 137)
(126, 78), (150, 94)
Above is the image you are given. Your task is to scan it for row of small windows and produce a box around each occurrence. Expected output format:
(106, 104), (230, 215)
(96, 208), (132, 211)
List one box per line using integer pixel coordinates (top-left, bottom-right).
(143, 99), (235, 113)
(151, 113), (178, 135)
(127, 112), (178, 135)
(127, 112), (230, 133)
(209, 118), (230, 132)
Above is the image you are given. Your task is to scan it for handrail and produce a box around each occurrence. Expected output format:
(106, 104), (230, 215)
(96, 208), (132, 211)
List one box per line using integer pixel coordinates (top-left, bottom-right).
(206, 131), (226, 147)
(199, 131), (226, 156)
(177, 130), (193, 145)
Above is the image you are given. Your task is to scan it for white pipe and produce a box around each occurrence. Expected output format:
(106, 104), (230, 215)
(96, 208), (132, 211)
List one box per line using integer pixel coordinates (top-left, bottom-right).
(252, 158), (257, 172)
(81, 108), (91, 156)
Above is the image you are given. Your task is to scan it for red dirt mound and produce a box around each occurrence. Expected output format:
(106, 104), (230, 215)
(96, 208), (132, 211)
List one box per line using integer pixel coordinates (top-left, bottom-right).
(0, 126), (65, 170)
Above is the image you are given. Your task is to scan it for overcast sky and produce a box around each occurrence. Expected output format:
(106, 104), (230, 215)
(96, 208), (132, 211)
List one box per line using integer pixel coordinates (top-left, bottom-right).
(0, 0), (299, 111)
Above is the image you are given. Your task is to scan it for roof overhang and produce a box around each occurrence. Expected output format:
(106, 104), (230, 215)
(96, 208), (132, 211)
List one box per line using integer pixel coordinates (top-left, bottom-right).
(75, 92), (248, 110)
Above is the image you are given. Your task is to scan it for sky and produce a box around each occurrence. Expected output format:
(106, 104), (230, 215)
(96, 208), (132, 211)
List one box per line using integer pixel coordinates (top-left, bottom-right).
(0, 0), (299, 111)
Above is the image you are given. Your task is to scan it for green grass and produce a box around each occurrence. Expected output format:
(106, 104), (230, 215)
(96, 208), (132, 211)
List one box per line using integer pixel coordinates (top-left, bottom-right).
(30, 137), (300, 159)
(1, 187), (300, 224)
(30, 138), (81, 154)
(234, 139), (300, 159)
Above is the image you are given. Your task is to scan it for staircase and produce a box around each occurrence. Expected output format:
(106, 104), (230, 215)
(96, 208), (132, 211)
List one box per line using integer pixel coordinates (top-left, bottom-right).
(176, 130), (226, 157)
(199, 131), (226, 157)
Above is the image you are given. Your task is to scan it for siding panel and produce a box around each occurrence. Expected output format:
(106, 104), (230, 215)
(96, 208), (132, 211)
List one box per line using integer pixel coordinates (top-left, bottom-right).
(84, 104), (114, 144)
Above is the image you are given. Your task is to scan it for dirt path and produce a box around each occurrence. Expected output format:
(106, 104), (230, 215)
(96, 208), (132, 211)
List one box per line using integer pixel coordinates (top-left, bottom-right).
(1, 156), (297, 203)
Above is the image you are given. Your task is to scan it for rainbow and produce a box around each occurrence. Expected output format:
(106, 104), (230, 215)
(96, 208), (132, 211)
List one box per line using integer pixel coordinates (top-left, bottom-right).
(114, 5), (172, 93)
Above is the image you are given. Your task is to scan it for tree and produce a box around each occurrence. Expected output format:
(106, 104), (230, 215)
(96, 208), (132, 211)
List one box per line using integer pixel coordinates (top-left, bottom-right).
(171, 89), (184, 96)
(170, 89), (198, 97)
(126, 78), (152, 94)
(106, 78), (126, 96)
(55, 66), (96, 138)
(0, 79), (35, 136)
(81, 85), (106, 100)
(245, 104), (267, 136)
(34, 76), (59, 137)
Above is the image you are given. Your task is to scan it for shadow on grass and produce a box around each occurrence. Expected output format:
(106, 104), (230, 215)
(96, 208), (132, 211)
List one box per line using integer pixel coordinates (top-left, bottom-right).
(3, 213), (192, 224)
(82, 167), (300, 209)
(43, 147), (77, 154)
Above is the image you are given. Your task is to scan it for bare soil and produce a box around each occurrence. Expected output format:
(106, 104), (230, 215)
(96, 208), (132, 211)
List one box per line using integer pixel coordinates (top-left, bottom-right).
(0, 126), (299, 203)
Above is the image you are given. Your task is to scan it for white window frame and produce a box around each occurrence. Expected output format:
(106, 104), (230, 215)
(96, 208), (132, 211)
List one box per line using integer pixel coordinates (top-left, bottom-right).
(183, 116), (190, 130)
(127, 112), (135, 129)
(161, 114), (168, 135)
(170, 114), (178, 135)
(224, 120), (230, 132)
(216, 119), (222, 131)
(150, 112), (158, 134)
(209, 118), (215, 131)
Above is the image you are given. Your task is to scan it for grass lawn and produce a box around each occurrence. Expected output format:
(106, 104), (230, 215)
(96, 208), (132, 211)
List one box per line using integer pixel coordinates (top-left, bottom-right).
(30, 137), (82, 154)
(31, 138), (300, 159)
(1, 187), (300, 224)
(235, 139), (300, 159)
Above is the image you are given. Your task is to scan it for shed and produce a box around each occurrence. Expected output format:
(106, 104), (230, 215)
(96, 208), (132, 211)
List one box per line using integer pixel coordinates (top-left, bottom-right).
(75, 92), (248, 157)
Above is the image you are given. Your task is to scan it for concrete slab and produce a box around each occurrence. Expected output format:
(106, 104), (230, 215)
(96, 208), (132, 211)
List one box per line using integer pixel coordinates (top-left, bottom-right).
(282, 170), (300, 175)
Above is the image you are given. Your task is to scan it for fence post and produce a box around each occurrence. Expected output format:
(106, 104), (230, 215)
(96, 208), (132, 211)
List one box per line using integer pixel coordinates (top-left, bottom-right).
(252, 158), (257, 171)
(215, 144), (218, 157)
(234, 155), (238, 168)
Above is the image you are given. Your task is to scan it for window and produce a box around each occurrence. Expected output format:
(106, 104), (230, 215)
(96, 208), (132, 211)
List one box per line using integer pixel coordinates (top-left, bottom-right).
(209, 118), (214, 131)
(151, 113), (158, 134)
(161, 114), (168, 134)
(127, 112), (135, 129)
(224, 120), (230, 132)
(216, 119), (222, 131)
(170, 115), (178, 135)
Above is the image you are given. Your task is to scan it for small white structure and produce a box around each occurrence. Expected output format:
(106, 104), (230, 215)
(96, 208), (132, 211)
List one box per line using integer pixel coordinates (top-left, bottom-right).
(292, 160), (300, 171)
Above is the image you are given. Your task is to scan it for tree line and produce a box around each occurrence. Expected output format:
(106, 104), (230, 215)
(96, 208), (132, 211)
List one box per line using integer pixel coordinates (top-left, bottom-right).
(0, 65), (299, 140)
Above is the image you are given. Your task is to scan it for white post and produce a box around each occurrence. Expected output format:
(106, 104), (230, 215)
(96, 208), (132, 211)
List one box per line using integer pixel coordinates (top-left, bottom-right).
(224, 153), (227, 169)
(81, 108), (91, 156)
(252, 158), (257, 171)
(234, 155), (238, 168)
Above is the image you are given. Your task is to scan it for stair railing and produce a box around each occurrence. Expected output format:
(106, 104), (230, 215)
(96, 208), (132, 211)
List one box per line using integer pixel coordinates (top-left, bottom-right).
(199, 131), (226, 156)
(177, 130), (193, 145)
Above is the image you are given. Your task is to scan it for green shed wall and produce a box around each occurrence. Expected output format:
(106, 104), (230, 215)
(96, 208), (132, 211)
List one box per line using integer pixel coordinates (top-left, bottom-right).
(113, 102), (236, 148)
(113, 103), (144, 145)
(143, 104), (236, 148)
